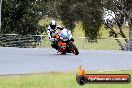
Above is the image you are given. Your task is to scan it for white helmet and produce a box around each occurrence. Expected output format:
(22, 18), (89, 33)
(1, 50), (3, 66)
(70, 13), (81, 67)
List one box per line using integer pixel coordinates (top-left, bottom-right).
(50, 20), (57, 29)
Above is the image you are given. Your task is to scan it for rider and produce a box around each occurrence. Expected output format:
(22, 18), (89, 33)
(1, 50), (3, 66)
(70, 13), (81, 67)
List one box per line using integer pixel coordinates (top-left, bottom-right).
(47, 20), (74, 50)
(47, 20), (62, 50)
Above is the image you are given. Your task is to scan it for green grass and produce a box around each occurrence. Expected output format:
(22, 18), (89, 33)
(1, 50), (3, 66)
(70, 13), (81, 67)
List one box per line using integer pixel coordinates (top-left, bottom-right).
(0, 70), (131, 88)
(38, 19), (129, 50)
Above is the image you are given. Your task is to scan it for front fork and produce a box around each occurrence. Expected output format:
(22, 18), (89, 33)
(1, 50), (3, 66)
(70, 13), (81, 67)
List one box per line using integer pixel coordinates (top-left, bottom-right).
(58, 41), (67, 53)
(68, 41), (76, 54)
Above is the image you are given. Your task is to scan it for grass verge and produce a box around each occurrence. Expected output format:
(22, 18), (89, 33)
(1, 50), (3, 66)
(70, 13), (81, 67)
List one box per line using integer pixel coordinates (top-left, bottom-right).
(0, 70), (131, 88)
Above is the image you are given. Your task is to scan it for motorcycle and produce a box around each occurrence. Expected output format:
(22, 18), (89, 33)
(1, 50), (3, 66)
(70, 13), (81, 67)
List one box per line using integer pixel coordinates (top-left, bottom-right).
(54, 28), (79, 55)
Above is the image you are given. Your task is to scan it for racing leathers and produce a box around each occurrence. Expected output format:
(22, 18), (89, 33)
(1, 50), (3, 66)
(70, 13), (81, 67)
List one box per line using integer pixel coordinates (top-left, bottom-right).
(47, 24), (62, 50)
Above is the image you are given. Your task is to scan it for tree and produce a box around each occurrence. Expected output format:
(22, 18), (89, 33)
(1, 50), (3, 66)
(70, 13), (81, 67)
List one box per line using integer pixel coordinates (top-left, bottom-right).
(0, 0), (105, 41)
(1, 0), (45, 35)
(2, 0), (132, 50)
(102, 0), (132, 50)
(56, 0), (132, 49)
(55, 0), (103, 41)
(125, 0), (132, 50)
(80, 0), (103, 41)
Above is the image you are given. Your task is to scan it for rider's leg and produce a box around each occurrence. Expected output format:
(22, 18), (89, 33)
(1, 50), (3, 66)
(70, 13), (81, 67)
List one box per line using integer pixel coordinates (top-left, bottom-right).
(51, 41), (58, 50)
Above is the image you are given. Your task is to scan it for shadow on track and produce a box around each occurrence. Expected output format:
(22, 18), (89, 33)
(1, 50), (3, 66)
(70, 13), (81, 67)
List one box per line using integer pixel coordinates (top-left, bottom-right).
(52, 53), (73, 56)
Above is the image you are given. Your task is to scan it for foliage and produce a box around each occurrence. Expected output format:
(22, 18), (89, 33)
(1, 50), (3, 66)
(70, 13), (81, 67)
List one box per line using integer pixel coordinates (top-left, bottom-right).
(1, 0), (45, 35)
(56, 0), (103, 40)
(1, 0), (132, 43)
(102, 0), (132, 50)
(80, 0), (103, 41)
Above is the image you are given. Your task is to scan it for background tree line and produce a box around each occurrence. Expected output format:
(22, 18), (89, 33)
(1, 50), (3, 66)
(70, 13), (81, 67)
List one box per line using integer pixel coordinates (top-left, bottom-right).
(1, 0), (132, 48)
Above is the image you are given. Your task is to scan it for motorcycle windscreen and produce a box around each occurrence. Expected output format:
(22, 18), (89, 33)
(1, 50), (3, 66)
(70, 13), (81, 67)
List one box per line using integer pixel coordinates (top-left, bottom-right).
(60, 33), (67, 38)
(61, 29), (72, 39)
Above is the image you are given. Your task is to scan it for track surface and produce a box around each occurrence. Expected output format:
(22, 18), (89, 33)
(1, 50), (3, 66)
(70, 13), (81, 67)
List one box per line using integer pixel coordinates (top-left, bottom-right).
(0, 47), (132, 75)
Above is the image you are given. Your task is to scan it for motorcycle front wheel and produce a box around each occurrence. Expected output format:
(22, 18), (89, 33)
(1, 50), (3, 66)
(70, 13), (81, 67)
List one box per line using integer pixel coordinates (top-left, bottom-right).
(70, 42), (79, 55)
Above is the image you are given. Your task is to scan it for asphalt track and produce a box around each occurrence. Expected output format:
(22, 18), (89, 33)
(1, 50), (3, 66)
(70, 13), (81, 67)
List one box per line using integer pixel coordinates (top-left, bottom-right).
(0, 47), (132, 75)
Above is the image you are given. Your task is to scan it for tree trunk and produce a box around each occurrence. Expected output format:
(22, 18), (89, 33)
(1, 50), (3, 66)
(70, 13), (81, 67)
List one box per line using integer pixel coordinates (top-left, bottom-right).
(119, 26), (128, 43)
(124, 0), (132, 50)
(128, 21), (132, 51)
(105, 23), (126, 50)
(126, 8), (132, 50)
(115, 34), (126, 50)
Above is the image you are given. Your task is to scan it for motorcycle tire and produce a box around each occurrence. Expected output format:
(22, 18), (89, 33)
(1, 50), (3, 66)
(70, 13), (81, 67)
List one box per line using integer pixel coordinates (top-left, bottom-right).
(70, 42), (79, 55)
(61, 52), (66, 55)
